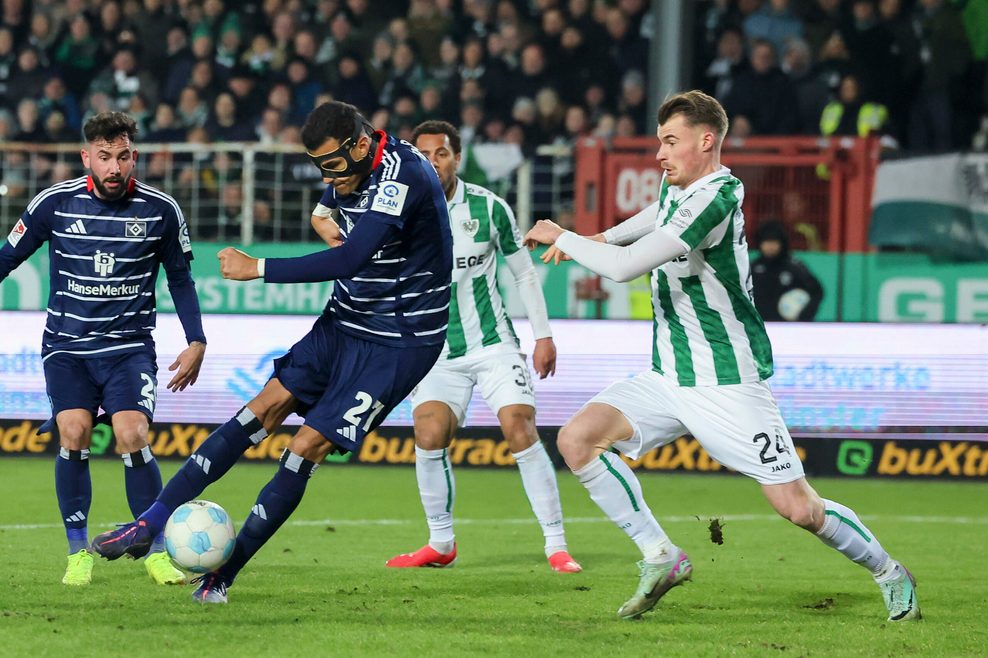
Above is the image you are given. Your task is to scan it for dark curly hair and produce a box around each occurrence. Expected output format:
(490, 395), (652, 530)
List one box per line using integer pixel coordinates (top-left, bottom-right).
(83, 111), (138, 143)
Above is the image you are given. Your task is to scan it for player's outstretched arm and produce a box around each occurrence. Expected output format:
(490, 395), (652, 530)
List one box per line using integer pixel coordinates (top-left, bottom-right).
(218, 219), (397, 284)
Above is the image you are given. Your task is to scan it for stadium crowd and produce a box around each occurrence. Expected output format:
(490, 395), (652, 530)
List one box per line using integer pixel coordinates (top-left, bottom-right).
(0, 0), (984, 153)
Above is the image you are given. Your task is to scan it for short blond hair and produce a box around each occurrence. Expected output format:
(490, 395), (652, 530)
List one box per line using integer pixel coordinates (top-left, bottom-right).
(657, 90), (729, 143)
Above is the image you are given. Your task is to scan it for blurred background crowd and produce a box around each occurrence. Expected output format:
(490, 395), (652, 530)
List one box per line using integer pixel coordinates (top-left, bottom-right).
(0, 0), (985, 153)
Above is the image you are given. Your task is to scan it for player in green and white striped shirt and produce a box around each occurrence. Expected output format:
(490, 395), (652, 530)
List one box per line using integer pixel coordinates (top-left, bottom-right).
(525, 91), (919, 622)
(384, 121), (581, 574)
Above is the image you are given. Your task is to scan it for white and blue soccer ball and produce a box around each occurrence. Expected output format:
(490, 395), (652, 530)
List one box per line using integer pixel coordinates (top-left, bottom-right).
(164, 500), (236, 573)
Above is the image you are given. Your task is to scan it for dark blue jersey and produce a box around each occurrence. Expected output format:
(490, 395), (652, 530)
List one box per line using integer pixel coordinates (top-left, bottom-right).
(269, 131), (452, 348)
(0, 175), (205, 359)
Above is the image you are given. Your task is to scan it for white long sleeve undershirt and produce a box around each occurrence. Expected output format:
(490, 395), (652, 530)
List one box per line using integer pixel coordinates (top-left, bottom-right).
(503, 249), (552, 339)
(555, 228), (688, 283)
(601, 200), (662, 245)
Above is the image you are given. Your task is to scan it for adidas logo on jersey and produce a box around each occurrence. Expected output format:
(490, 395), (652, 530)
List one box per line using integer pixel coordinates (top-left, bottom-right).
(65, 220), (87, 234)
(336, 425), (357, 442)
(251, 504), (267, 520)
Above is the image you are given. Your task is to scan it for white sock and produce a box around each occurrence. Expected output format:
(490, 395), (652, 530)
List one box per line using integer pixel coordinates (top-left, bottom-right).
(415, 446), (455, 553)
(573, 452), (673, 563)
(512, 441), (566, 556)
(815, 499), (890, 577)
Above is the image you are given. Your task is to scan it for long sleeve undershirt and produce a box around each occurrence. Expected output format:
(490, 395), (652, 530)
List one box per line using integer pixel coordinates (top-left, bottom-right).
(264, 219), (396, 283)
(601, 200), (662, 245)
(165, 266), (207, 344)
(503, 249), (552, 339)
(555, 228), (688, 283)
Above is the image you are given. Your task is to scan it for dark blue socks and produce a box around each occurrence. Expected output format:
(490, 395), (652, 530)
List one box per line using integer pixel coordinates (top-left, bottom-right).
(218, 449), (318, 584)
(141, 407), (268, 532)
(122, 446), (165, 553)
(55, 448), (92, 554)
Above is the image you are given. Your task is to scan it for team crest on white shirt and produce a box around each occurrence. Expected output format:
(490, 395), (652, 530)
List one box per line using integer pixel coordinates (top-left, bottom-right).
(461, 218), (479, 237)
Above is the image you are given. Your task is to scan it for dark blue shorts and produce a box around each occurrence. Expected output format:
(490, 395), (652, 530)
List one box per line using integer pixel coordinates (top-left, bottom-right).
(43, 349), (158, 423)
(273, 316), (441, 452)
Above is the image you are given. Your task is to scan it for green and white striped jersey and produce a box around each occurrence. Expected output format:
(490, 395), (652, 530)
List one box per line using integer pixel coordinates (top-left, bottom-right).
(442, 179), (524, 359)
(648, 167), (774, 386)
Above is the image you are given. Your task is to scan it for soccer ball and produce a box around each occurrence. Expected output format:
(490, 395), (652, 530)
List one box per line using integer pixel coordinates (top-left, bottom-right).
(164, 500), (236, 573)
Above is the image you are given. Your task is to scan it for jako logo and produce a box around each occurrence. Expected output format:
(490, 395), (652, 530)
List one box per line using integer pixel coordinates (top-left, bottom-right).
(94, 250), (115, 276)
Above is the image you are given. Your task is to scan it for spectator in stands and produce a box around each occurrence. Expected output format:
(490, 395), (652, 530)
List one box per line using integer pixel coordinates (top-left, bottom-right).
(147, 102), (185, 143)
(802, 0), (845, 57)
(908, 0), (971, 151)
(13, 97), (44, 141)
(878, 0), (922, 143)
(240, 31), (277, 77)
(365, 32), (394, 96)
(604, 6), (647, 78)
(90, 47), (159, 112)
(557, 24), (609, 106)
(52, 15), (100, 99)
(724, 38), (799, 135)
(752, 220), (824, 322)
(380, 40), (427, 107)
(269, 11), (296, 73)
(41, 109), (75, 142)
(94, 1), (129, 65)
(255, 106), (284, 145)
(743, 0), (804, 56)
(535, 87), (566, 143)
(516, 42), (551, 103)
(26, 11), (57, 63)
(214, 24), (243, 79)
(7, 46), (48, 102)
(783, 37), (829, 134)
(820, 73), (889, 139)
(163, 25), (196, 104)
(37, 75), (81, 133)
(226, 65), (266, 122)
(617, 69), (648, 135)
(431, 35), (460, 92)
(131, 0), (172, 81)
(332, 51), (377, 115)
(189, 59), (219, 108)
(176, 86), (208, 129)
(285, 57), (323, 124)
(841, 0), (896, 107)
(205, 91), (254, 142)
(704, 26), (749, 102)
(408, 0), (450, 68)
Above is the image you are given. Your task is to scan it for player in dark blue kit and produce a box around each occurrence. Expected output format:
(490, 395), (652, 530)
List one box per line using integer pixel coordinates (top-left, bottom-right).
(0, 112), (207, 587)
(92, 101), (453, 604)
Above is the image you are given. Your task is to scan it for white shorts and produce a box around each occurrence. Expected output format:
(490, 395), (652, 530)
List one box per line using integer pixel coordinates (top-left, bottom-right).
(411, 344), (535, 427)
(591, 370), (804, 485)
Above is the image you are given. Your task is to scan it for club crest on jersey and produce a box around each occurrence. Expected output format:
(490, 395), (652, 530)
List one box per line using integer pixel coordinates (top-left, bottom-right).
(7, 218), (26, 247)
(461, 218), (479, 237)
(93, 250), (116, 276)
(125, 220), (146, 238)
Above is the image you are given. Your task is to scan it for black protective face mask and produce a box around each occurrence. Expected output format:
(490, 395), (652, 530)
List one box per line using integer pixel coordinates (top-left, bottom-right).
(306, 122), (376, 179)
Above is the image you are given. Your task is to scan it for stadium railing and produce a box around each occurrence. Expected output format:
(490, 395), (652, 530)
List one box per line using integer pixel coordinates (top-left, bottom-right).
(0, 142), (576, 243)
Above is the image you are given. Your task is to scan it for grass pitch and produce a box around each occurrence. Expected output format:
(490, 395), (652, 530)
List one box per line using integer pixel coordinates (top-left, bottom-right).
(0, 457), (985, 657)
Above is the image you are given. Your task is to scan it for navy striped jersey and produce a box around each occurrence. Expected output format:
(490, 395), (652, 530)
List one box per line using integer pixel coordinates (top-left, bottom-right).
(320, 132), (453, 347)
(0, 175), (198, 359)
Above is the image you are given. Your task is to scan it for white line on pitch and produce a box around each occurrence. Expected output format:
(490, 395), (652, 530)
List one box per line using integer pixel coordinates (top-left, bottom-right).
(2, 513), (986, 531)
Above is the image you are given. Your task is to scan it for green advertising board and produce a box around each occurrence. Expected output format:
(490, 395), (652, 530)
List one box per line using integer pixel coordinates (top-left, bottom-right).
(2, 243), (985, 322)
